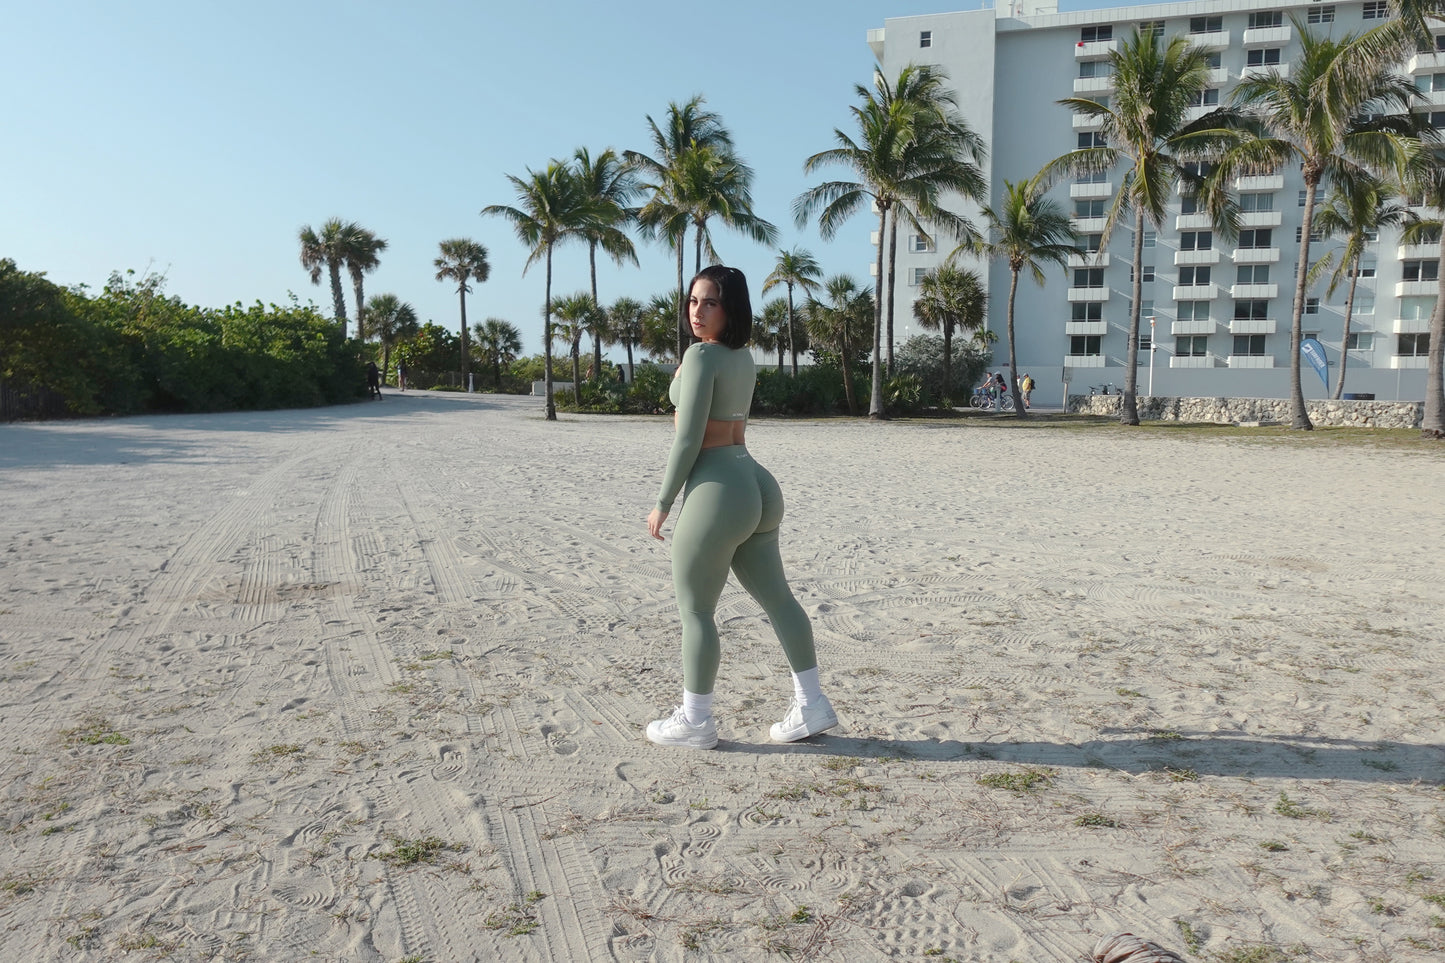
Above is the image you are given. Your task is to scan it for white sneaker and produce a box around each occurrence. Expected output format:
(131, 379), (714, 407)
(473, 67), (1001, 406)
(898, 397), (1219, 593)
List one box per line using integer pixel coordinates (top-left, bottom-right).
(646, 707), (718, 749)
(770, 695), (838, 743)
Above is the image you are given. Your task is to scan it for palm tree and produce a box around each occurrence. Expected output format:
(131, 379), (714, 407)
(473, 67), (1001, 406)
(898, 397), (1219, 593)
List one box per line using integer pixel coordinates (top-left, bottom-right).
(970, 180), (1076, 417)
(608, 296), (645, 381)
(432, 238), (490, 389)
(1310, 174), (1417, 399)
(804, 275), (874, 416)
(551, 293), (597, 405)
(795, 64), (987, 419)
(762, 248), (822, 375)
(1040, 29), (1244, 426)
(345, 227), (387, 345)
(1217, 20), (1425, 429)
(474, 317), (523, 390)
(573, 147), (639, 380)
(363, 293), (419, 383)
(482, 161), (591, 421)
(641, 292), (680, 361)
(755, 299), (791, 373)
(911, 264), (988, 398)
(298, 218), (360, 332)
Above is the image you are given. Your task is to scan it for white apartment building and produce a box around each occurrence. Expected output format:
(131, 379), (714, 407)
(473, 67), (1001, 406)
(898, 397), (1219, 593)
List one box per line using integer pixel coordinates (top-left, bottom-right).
(869, 0), (1434, 407)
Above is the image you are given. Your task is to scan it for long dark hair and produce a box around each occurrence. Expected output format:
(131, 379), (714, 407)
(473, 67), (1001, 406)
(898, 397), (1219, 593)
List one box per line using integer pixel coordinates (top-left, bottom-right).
(690, 264), (752, 349)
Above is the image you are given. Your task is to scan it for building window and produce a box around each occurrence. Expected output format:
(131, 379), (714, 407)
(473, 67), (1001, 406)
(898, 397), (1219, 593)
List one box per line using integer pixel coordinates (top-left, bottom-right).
(911, 234), (934, 253)
(1077, 169), (1109, 183)
(919, 30), (932, 48)
(1403, 259), (1440, 282)
(1304, 297), (1320, 314)
(1362, 0), (1387, 17)
(1205, 51), (1222, 69)
(1179, 266), (1212, 286)
(1072, 302), (1103, 322)
(1294, 226), (1324, 242)
(1078, 132), (1107, 149)
(1070, 335), (1103, 355)
(1077, 233), (1104, 253)
(1359, 261), (1376, 279)
(1429, 112), (1445, 129)
(1081, 25), (1113, 42)
(1177, 335), (1209, 356)
(1240, 193), (1275, 212)
(1238, 229), (1273, 249)
(1248, 11), (1283, 29)
(1074, 268), (1106, 288)
(1237, 265), (1270, 284)
(1142, 231), (1156, 248)
(1180, 231), (1213, 251)
(911, 267), (928, 285)
(1177, 301), (1209, 321)
(1234, 300), (1270, 320)
(1416, 73), (1445, 93)
(1132, 264), (1156, 283)
(1247, 48), (1282, 67)
(1398, 333), (1431, 357)
(1347, 332), (1374, 350)
(1233, 334), (1268, 356)
(1075, 199), (1107, 218)
(1190, 15), (1223, 33)
(1306, 6), (1335, 24)
(1186, 88), (1220, 107)
(1138, 20), (1165, 39)
(1298, 190), (1308, 207)
(1179, 194), (1201, 215)
(1078, 61), (1113, 79)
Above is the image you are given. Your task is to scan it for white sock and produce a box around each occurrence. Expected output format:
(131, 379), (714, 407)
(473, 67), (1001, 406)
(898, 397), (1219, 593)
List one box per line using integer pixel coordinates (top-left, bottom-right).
(792, 667), (823, 707)
(682, 689), (713, 726)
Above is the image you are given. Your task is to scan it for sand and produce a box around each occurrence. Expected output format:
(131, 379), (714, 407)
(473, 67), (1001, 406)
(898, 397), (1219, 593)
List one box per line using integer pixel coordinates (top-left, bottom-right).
(1, 391), (1442, 963)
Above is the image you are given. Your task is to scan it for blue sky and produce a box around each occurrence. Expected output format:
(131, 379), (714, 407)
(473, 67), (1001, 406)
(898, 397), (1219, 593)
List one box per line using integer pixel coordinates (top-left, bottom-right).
(5, 0), (1140, 356)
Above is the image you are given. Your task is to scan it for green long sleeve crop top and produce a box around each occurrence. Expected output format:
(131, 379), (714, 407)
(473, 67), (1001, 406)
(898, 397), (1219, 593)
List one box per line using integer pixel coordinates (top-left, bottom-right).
(654, 342), (755, 513)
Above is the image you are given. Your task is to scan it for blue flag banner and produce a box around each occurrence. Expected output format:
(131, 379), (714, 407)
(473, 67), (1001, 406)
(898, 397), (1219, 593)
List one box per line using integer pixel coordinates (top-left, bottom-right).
(1300, 337), (1329, 391)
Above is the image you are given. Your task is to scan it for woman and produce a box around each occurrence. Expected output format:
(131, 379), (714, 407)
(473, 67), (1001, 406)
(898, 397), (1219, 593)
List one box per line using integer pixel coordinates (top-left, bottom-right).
(645, 265), (836, 749)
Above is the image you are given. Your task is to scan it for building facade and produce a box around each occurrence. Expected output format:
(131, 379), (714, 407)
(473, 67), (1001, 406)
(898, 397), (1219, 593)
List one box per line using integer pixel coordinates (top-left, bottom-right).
(869, 0), (1434, 408)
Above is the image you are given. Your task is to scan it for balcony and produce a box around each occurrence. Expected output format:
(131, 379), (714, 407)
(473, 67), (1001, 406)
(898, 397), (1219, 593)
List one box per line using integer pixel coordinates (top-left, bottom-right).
(1393, 355), (1429, 368)
(1064, 353), (1107, 367)
(1171, 283), (1218, 300)
(1176, 212), (1214, 230)
(1394, 317), (1433, 334)
(1230, 283), (1279, 299)
(1396, 280), (1439, 296)
(1065, 320), (1108, 335)
(1171, 318), (1216, 335)
(1067, 287), (1110, 301)
(1242, 25), (1291, 47)
(1230, 318), (1277, 334)
(1075, 39), (1119, 61)
(1417, 89), (1445, 108)
(1068, 252), (1110, 268)
(1235, 175), (1284, 192)
(1407, 51), (1445, 74)
(1229, 355), (1276, 368)
(1072, 112), (1105, 130)
(1233, 247), (1280, 264)
(1072, 216), (1108, 233)
(1207, 67), (1230, 85)
(1397, 244), (1438, 259)
(1242, 63), (1290, 80)
(1171, 355), (1216, 368)
(1238, 210), (1282, 228)
(1070, 181), (1113, 199)
(1174, 249), (1220, 265)
(1073, 75), (1114, 94)
(1189, 30), (1230, 51)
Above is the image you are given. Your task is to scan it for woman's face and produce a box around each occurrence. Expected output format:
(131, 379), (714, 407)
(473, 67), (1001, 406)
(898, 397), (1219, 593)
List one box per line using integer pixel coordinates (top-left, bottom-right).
(688, 279), (727, 344)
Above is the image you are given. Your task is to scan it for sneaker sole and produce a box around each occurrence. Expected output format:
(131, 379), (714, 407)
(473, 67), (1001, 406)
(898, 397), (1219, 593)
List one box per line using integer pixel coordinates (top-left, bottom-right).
(646, 733), (718, 750)
(770, 714), (838, 743)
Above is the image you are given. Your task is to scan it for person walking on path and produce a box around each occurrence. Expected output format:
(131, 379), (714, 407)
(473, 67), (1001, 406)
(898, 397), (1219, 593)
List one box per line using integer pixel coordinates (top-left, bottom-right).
(366, 361), (382, 399)
(1020, 372), (1034, 409)
(397, 360), (407, 391)
(645, 265), (837, 750)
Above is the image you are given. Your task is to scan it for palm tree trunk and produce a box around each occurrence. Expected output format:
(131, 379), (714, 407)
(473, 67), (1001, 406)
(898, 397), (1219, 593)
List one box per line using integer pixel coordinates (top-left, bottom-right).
(457, 286), (469, 389)
(544, 249), (556, 421)
(1290, 179), (1320, 430)
(328, 262), (347, 331)
(943, 320), (953, 392)
(1424, 235), (1445, 436)
(886, 217), (899, 377)
(625, 343), (635, 382)
(493, 354), (503, 391)
(1120, 208), (1144, 426)
(868, 205), (888, 420)
(1333, 260), (1360, 400)
(841, 331), (859, 415)
(1007, 269), (1026, 418)
(588, 244), (602, 382)
(675, 242), (687, 360)
(353, 274), (367, 344)
(571, 332), (582, 405)
(786, 284), (798, 376)
(777, 341), (784, 374)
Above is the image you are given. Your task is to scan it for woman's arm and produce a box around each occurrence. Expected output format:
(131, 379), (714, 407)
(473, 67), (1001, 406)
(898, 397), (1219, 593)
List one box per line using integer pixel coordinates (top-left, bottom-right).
(654, 345), (715, 515)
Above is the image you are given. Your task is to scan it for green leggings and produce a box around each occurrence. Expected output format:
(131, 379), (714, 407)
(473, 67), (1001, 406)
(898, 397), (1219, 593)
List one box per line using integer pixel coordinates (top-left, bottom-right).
(672, 445), (816, 694)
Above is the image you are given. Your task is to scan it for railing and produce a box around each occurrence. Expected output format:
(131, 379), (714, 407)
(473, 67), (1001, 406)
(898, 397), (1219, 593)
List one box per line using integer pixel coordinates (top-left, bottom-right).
(0, 379), (71, 422)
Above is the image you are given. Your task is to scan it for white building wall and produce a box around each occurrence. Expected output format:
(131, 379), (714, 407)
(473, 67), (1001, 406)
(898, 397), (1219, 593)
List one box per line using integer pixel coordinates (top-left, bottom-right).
(871, 0), (1432, 407)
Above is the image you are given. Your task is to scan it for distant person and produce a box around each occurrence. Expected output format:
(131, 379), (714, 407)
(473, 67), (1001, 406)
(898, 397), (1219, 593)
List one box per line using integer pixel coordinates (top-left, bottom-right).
(645, 265), (836, 750)
(1020, 373), (1034, 409)
(397, 360), (407, 392)
(366, 361), (382, 399)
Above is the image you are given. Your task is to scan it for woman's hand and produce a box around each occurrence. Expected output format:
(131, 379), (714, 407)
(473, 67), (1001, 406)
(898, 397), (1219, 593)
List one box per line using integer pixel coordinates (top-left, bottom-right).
(647, 509), (668, 541)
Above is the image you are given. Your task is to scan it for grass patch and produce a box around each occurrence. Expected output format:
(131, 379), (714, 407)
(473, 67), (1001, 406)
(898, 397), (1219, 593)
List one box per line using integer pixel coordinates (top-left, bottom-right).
(977, 767), (1056, 793)
(482, 891), (545, 936)
(60, 716), (131, 747)
(376, 835), (461, 866)
(1274, 791), (1330, 821)
(1073, 812), (1121, 828)
(1207, 944), (1298, 963)
(251, 743), (304, 763)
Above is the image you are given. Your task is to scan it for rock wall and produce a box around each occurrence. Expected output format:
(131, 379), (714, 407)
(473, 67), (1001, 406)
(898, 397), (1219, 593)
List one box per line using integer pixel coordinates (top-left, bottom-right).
(1067, 395), (1425, 429)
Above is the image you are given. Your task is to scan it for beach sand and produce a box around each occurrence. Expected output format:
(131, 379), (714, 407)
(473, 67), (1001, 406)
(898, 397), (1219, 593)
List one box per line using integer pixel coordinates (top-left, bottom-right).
(1, 392), (1442, 962)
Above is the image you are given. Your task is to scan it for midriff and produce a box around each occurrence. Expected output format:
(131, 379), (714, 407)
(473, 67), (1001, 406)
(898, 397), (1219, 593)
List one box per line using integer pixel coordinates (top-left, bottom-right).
(677, 414), (746, 449)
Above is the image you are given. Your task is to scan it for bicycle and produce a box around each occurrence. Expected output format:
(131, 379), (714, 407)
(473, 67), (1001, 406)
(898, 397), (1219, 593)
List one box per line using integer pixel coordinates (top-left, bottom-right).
(969, 387), (1014, 411)
(1088, 382), (1118, 397)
